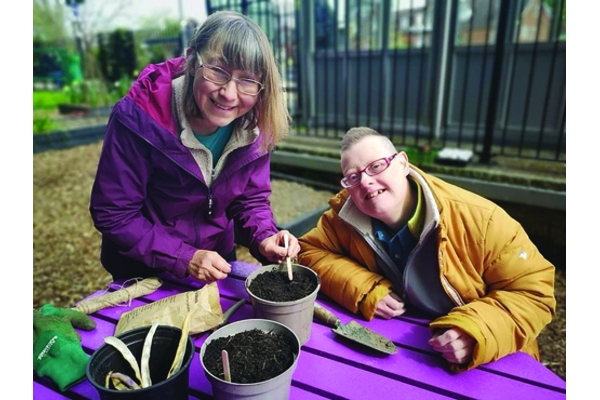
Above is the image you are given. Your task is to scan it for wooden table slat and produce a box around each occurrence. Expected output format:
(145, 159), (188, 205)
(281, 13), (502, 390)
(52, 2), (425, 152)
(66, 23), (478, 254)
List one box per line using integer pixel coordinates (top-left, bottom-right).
(310, 292), (567, 391)
(33, 380), (71, 400)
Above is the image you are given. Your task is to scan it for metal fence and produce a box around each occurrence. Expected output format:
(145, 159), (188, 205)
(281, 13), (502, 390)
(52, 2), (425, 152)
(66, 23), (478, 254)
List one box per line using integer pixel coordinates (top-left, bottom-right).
(206, 0), (565, 162)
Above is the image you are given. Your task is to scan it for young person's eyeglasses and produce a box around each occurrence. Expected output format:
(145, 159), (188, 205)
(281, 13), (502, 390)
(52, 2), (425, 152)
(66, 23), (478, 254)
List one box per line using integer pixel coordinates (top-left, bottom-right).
(340, 153), (399, 188)
(197, 54), (264, 96)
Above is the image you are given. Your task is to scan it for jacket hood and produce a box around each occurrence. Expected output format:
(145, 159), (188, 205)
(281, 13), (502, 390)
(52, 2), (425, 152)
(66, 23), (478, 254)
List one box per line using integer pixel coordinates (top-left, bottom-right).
(127, 57), (187, 137)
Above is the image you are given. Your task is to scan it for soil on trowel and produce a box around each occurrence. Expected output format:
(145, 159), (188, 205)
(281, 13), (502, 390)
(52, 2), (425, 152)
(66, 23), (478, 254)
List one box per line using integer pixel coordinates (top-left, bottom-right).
(203, 329), (296, 383)
(249, 270), (317, 302)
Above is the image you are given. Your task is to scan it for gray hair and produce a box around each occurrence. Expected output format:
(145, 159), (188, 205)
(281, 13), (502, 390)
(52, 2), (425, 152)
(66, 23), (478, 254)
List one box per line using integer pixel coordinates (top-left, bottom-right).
(186, 11), (265, 77)
(341, 127), (397, 153)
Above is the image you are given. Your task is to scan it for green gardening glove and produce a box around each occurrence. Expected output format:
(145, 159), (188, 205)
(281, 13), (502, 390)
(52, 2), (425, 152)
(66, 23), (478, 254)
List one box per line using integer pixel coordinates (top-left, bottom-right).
(33, 304), (96, 392)
(38, 304), (97, 331)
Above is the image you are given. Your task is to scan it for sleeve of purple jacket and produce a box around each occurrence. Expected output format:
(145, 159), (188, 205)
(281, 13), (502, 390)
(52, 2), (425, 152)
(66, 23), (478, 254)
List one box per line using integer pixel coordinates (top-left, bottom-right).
(227, 152), (279, 265)
(89, 114), (197, 279)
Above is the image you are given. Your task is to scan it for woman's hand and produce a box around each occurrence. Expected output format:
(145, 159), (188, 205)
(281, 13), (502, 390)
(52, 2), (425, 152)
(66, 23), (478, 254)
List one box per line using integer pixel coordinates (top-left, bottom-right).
(374, 292), (406, 319)
(258, 230), (300, 263)
(187, 250), (232, 282)
(428, 328), (476, 365)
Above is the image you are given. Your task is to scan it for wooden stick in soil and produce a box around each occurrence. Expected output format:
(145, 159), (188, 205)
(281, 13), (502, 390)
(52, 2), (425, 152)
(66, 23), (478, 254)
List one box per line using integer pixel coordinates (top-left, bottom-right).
(284, 234), (293, 281)
(222, 350), (231, 382)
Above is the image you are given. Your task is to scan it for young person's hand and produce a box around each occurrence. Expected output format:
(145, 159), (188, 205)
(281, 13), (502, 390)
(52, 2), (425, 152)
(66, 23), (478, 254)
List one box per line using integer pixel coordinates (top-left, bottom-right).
(428, 328), (476, 364)
(374, 292), (405, 319)
(187, 250), (232, 282)
(259, 230), (300, 263)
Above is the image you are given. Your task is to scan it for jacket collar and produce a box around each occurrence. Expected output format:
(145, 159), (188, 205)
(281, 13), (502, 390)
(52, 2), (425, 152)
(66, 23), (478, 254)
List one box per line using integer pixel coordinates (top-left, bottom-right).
(338, 167), (440, 244)
(172, 76), (261, 185)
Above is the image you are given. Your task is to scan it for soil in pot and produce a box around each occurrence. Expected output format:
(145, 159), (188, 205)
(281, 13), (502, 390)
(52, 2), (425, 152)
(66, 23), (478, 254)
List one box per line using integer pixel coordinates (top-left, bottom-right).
(248, 270), (317, 302)
(203, 329), (295, 384)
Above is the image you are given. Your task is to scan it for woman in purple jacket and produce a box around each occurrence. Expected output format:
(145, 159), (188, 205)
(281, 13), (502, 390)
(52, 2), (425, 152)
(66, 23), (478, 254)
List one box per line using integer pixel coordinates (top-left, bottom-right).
(90, 11), (300, 282)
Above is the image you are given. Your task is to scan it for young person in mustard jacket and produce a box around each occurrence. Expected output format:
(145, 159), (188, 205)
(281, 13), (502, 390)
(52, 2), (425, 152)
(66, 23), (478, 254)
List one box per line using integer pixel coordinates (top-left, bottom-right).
(298, 127), (556, 372)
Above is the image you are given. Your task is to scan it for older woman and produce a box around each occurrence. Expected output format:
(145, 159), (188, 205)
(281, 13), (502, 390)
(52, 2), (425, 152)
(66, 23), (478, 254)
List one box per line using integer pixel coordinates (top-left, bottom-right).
(90, 11), (299, 282)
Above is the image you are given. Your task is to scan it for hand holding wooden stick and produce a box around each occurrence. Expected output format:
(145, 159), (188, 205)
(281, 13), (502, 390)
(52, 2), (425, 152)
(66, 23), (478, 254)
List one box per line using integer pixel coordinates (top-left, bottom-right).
(284, 234), (293, 281)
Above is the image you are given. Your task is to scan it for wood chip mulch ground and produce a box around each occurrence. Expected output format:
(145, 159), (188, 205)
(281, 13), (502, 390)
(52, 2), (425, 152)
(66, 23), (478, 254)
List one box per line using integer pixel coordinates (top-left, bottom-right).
(33, 141), (566, 381)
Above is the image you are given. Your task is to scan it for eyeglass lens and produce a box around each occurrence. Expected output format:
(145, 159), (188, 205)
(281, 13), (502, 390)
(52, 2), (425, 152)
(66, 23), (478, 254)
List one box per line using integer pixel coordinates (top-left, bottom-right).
(203, 66), (262, 95)
(342, 158), (391, 187)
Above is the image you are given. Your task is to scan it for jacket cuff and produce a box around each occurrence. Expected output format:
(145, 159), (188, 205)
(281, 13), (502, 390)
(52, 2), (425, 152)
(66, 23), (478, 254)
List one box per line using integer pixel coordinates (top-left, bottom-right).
(358, 280), (394, 320)
(174, 246), (198, 279)
(429, 315), (486, 373)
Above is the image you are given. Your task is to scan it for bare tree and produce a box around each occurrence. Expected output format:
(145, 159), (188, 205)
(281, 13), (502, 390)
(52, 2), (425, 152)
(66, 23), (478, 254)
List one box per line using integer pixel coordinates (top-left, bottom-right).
(64, 0), (134, 78)
(34, 0), (71, 46)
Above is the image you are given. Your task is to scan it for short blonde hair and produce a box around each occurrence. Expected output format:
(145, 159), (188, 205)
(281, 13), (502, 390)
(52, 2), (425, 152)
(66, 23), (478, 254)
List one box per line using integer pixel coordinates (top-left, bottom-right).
(182, 11), (289, 151)
(341, 127), (397, 153)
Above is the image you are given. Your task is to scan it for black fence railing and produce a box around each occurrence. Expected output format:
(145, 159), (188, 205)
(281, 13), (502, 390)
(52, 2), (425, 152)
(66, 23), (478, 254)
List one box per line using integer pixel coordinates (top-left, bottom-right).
(206, 0), (565, 162)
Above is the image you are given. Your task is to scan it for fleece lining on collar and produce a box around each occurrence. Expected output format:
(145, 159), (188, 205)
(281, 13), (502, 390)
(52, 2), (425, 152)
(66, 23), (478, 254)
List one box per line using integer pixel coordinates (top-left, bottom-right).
(171, 75), (259, 186)
(338, 167), (440, 244)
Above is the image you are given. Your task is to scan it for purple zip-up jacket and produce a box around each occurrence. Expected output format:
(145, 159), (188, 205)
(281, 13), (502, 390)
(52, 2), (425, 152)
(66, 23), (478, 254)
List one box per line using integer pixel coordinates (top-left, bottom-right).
(89, 58), (278, 279)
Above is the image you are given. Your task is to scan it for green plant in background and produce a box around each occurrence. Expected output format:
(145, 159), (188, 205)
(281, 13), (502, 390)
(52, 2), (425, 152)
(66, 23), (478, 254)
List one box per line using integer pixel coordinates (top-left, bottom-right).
(111, 76), (134, 101)
(98, 28), (137, 83)
(33, 91), (70, 110)
(33, 111), (61, 135)
(61, 79), (127, 107)
(62, 82), (84, 105)
(403, 146), (439, 166)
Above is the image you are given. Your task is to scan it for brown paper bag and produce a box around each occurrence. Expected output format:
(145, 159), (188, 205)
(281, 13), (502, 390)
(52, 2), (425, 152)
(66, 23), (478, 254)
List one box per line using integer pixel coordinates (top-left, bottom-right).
(114, 282), (223, 336)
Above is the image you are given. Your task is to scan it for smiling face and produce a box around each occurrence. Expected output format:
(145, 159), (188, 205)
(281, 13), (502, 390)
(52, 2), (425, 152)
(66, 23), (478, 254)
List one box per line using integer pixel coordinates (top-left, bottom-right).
(191, 60), (260, 135)
(341, 135), (412, 228)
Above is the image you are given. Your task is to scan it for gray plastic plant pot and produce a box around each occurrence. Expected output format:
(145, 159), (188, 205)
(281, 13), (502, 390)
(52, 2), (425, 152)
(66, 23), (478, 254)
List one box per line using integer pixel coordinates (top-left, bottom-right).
(245, 263), (321, 345)
(86, 325), (194, 400)
(200, 319), (301, 400)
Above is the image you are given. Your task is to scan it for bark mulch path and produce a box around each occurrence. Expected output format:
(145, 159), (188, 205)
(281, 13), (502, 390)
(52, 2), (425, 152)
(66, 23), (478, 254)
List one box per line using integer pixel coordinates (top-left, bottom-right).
(33, 141), (566, 381)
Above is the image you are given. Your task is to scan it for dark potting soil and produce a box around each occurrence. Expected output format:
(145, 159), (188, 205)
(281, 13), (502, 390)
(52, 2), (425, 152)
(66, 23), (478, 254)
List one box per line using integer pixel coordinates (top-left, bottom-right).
(203, 329), (296, 384)
(249, 270), (317, 302)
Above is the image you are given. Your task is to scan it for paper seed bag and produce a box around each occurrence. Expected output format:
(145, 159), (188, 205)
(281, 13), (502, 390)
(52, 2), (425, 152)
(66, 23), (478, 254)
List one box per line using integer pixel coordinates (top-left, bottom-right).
(114, 282), (223, 336)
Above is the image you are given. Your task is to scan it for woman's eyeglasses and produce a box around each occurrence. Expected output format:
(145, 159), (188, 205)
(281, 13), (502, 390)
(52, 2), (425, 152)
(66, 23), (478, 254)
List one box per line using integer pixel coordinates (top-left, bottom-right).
(197, 54), (264, 96)
(340, 153), (398, 188)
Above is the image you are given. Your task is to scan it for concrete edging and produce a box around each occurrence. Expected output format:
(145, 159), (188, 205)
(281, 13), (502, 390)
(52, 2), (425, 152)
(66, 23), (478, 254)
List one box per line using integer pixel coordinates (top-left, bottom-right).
(271, 150), (565, 211)
(34, 125), (107, 154)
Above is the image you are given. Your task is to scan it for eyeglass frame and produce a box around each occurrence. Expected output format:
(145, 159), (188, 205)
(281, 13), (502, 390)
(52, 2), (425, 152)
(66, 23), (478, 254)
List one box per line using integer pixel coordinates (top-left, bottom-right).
(340, 153), (399, 188)
(196, 53), (264, 96)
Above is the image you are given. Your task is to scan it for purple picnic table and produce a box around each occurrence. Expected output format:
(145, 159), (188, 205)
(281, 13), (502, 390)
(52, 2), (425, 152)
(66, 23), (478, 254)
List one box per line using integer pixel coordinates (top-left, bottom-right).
(34, 261), (566, 399)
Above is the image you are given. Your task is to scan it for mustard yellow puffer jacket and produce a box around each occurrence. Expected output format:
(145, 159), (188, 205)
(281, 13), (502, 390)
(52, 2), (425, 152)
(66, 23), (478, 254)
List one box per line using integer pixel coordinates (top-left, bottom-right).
(298, 165), (556, 372)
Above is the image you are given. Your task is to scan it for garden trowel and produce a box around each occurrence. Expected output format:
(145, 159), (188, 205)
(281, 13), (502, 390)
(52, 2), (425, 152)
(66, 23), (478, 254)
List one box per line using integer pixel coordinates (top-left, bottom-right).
(313, 303), (397, 355)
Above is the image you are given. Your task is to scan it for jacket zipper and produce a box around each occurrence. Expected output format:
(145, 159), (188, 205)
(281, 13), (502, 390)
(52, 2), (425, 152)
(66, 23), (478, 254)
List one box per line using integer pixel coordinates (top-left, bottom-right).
(207, 190), (213, 216)
(439, 250), (465, 306)
(194, 210), (200, 248)
(360, 233), (407, 297)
